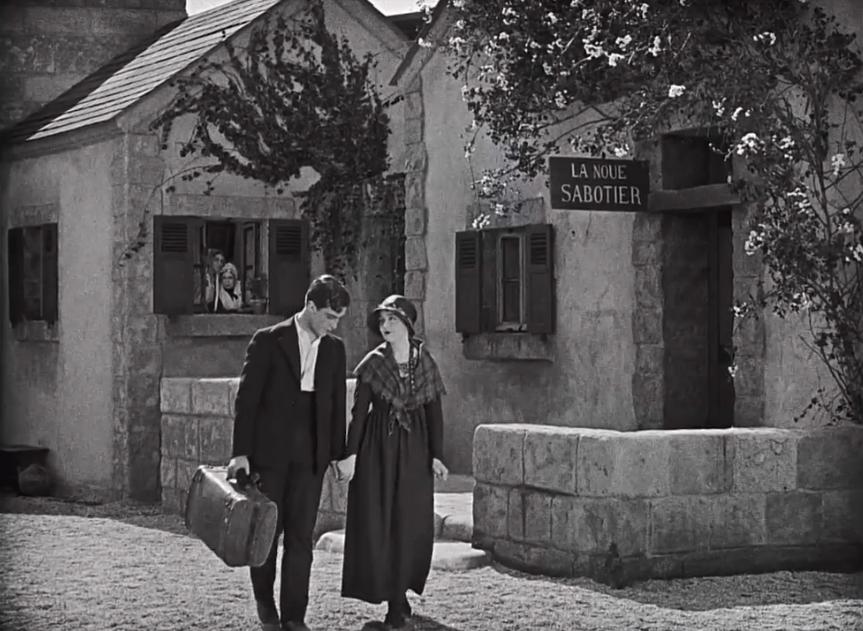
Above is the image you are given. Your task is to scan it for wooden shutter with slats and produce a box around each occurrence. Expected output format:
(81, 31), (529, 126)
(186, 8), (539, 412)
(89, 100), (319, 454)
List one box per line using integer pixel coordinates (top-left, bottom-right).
(153, 216), (195, 315)
(7, 228), (24, 324)
(525, 223), (555, 334)
(268, 219), (308, 316)
(454, 230), (482, 334)
(42, 223), (58, 324)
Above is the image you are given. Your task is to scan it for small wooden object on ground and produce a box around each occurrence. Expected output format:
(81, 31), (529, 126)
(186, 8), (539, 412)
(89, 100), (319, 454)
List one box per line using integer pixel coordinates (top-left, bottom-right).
(185, 465), (278, 567)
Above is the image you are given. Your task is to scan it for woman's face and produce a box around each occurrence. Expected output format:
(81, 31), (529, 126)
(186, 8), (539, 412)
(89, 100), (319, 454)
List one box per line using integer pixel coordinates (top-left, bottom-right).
(221, 270), (236, 290)
(211, 253), (226, 273)
(379, 312), (409, 343)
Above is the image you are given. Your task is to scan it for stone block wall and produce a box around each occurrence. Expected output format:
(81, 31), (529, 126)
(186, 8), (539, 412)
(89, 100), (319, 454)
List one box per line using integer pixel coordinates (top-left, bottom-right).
(160, 377), (355, 537)
(472, 423), (863, 583)
(0, 0), (185, 128)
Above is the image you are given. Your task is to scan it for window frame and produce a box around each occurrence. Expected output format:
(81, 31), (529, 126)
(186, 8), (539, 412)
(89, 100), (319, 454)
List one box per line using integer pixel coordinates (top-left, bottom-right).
(153, 215), (309, 318)
(455, 222), (554, 336)
(496, 231), (528, 332)
(7, 222), (58, 326)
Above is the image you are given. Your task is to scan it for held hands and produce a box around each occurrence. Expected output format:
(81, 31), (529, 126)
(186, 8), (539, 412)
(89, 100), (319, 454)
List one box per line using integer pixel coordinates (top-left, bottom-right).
(432, 457), (448, 481)
(227, 455), (250, 480)
(333, 455), (356, 483)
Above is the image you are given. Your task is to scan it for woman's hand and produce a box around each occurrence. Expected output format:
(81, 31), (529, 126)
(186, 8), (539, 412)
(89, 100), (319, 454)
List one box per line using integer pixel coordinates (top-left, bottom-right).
(335, 454), (357, 483)
(432, 457), (448, 481)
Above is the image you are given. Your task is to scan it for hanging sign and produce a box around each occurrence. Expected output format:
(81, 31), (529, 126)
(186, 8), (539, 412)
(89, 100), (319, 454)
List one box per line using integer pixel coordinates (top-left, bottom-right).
(549, 156), (649, 211)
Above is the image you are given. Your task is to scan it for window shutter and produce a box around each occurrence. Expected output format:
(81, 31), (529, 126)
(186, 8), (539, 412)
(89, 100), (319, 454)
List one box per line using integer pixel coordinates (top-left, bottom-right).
(41, 223), (58, 324)
(454, 230), (481, 334)
(7, 228), (24, 324)
(525, 223), (555, 334)
(481, 228), (498, 331)
(153, 216), (195, 315)
(268, 219), (308, 316)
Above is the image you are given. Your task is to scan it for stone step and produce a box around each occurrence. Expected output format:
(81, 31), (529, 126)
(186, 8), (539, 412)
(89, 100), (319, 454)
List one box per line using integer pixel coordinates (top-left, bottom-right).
(315, 529), (490, 571)
(433, 493), (473, 543)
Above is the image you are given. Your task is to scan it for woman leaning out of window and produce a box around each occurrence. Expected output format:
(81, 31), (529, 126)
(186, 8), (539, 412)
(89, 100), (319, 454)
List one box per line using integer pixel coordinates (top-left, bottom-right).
(212, 262), (243, 313)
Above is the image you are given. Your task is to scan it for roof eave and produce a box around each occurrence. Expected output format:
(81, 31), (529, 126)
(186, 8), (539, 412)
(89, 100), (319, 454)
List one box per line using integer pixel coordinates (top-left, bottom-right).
(1, 120), (124, 163)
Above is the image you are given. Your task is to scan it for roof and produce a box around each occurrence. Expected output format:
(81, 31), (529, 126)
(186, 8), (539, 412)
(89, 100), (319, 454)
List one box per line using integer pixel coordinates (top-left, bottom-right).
(6, 0), (283, 145)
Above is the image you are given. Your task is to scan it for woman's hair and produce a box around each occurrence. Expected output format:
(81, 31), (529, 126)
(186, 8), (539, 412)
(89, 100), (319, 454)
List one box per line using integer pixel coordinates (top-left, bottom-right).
(305, 274), (350, 311)
(220, 262), (239, 280)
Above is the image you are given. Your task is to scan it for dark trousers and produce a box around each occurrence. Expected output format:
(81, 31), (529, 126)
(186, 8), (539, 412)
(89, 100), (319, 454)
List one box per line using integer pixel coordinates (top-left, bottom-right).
(251, 394), (324, 625)
(252, 463), (325, 624)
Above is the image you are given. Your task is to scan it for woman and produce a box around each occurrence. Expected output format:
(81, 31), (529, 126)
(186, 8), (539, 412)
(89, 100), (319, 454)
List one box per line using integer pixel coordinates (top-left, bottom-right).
(213, 262), (243, 313)
(338, 295), (448, 630)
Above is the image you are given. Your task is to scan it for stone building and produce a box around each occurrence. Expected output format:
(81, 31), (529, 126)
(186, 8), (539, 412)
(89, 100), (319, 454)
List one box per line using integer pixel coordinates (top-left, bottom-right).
(388, 0), (863, 473)
(0, 0), (187, 129)
(0, 0), (411, 500)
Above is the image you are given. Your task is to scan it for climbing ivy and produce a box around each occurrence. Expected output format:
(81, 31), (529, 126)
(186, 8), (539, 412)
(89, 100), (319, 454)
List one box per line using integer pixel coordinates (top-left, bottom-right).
(150, 0), (391, 279)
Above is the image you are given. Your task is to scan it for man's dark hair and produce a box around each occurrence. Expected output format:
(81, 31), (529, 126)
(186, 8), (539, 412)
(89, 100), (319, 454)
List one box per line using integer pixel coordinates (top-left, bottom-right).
(306, 274), (350, 311)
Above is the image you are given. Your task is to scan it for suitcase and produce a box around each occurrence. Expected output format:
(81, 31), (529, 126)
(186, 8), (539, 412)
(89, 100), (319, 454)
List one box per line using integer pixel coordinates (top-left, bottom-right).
(184, 465), (278, 568)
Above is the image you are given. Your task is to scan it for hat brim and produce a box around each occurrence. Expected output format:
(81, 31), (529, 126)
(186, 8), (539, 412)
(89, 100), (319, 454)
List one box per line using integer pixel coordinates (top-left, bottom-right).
(367, 307), (414, 338)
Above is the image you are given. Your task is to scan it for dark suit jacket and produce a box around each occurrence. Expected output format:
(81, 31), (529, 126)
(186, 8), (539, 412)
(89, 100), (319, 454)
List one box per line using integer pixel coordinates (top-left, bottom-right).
(231, 317), (347, 473)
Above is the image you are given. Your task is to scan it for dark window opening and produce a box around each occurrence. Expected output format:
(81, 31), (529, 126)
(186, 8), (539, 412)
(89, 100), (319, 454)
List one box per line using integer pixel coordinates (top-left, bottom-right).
(7, 223), (58, 325)
(154, 216), (309, 317)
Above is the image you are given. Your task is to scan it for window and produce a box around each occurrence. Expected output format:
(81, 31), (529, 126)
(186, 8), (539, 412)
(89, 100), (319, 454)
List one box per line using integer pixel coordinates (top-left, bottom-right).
(153, 216), (309, 316)
(455, 223), (554, 334)
(7, 223), (58, 325)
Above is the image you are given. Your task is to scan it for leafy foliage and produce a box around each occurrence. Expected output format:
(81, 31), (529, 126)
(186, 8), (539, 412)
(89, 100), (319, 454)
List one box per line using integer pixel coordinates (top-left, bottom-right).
(447, 0), (863, 422)
(150, 0), (391, 278)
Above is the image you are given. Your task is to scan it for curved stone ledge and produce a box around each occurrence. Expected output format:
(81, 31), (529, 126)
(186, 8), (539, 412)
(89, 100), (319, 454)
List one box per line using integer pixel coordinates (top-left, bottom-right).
(472, 423), (863, 583)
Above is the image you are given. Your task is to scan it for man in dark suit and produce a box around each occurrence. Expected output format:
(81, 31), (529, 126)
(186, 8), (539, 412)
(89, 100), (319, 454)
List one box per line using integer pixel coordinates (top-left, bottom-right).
(227, 274), (350, 631)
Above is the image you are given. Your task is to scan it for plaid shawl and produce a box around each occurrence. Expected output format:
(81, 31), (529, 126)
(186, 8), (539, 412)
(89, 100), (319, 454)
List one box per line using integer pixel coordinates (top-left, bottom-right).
(353, 339), (446, 433)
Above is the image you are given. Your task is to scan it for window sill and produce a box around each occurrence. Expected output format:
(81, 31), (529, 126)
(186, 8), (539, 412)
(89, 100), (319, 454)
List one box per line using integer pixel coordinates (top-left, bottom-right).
(164, 313), (283, 338)
(462, 332), (553, 362)
(12, 320), (60, 343)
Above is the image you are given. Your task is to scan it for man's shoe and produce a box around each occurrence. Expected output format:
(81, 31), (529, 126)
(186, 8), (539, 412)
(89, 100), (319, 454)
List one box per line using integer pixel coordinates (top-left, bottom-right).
(256, 599), (279, 630)
(281, 622), (311, 631)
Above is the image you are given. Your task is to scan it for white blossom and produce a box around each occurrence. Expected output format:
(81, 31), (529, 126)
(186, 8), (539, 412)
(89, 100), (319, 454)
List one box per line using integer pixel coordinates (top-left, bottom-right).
(754, 31), (777, 46)
(745, 228), (764, 254)
(852, 243), (863, 262)
(417, 37), (434, 49)
(735, 132), (761, 156)
(546, 12), (559, 25)
(712, 99), (725, 117)
(613, 146), (629, 157)
(615, 34), (633, 49)
(731, 106), (744, 121)
(554, 91), (568, 108)
(608, 53), (625, 67)
(831, 153), (847, 176)
(668, 84), (686, 98)
(638, 3), (649, 19)
(648, 36), (662, 56)
(542, 62), (553, 75)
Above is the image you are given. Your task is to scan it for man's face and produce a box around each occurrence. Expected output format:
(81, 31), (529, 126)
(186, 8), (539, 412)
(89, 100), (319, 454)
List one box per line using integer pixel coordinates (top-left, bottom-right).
(307, 303), (346, 337)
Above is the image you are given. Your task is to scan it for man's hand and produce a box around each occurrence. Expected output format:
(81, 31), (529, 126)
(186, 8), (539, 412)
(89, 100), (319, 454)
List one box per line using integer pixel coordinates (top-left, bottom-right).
(335, 455), (357, 483)
(432, 458), (448, 481)
(227, 455), (250, 480)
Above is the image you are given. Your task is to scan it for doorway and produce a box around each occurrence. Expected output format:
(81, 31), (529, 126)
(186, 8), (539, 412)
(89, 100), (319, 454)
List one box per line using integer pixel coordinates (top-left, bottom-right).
(662, 208), (735, 428)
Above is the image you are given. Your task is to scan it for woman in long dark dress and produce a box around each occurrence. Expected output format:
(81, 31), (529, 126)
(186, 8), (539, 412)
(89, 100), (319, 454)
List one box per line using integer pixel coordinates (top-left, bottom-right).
(338, 295), (448, 630)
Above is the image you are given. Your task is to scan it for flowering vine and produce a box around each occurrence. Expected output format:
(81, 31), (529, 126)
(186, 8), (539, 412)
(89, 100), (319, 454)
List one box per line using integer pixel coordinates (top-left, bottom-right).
(447, 0), (863, 423)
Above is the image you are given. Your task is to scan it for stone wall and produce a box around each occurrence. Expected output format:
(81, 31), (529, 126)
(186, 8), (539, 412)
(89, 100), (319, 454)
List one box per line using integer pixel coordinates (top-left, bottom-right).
(160, 377), (354, 537)
(472, 423), (863, 583)
(0, 0), (185, 128)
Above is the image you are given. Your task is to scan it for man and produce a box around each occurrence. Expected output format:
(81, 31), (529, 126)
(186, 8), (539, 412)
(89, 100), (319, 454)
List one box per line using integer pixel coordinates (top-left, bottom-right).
(227, 274), (350, 631)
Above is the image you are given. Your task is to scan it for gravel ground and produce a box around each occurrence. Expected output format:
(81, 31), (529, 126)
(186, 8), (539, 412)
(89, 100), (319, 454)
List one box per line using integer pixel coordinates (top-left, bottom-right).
(1, 496), (862, 631)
